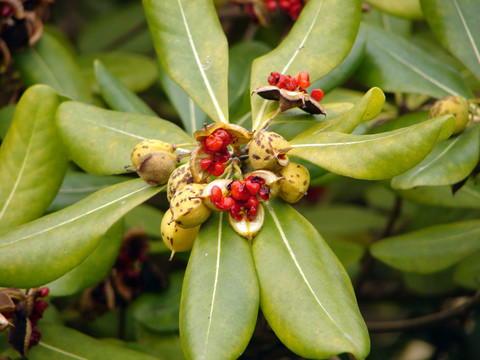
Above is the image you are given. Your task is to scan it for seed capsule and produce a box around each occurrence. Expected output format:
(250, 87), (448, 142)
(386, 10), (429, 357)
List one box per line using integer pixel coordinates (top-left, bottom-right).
(248, 130), (291, 171)
(277, 162), (310, 203)
(429, 95), (469, 134)
(228, 202), (265, 241)
(161, 209), (200, 260)
(203, 179), (233, 210)
(193, 123), (253, 146)
(136, 151), (178, 186)
(130, 139), (174, 168)
(167, 164), (195, 201)
(170, 184), (211, 228)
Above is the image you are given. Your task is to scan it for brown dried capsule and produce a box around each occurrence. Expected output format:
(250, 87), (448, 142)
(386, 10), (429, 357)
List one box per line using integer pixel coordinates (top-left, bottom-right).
(136, 151), (178, 186)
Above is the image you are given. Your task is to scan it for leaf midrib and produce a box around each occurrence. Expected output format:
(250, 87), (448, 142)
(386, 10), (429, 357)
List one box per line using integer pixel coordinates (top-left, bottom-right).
(38, 342), (88, 360)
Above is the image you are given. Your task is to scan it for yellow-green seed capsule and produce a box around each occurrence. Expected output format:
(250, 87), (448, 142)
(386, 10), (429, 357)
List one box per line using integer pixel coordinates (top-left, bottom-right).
(161, 209), (200, 260)
(131, 139), (174, 168)
(429, 95), (469, 134)
(277, 162), (310, 203)
(137, 151), (178, 186)
(228, 202), (265, 241)
(170, 183), (211, 228)
(167, 164), (195, 202)
(248, 130), (291, 171)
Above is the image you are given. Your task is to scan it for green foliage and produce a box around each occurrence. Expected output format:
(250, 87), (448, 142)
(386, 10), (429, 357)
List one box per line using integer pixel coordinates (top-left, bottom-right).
(1, 0), (480, 359)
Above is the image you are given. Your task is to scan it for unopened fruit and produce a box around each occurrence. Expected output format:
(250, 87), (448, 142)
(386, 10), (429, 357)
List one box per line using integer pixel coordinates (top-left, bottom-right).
(277, 162), (310, 203)
(130, 139), (174, 168)
(248, 130), (291, 170)
(161, 209), (200, 260)
(136, 151), (177, 185)
(170, 184), (211, 228)
(167, 164), (195, 201)
(429, 95), (469, 134)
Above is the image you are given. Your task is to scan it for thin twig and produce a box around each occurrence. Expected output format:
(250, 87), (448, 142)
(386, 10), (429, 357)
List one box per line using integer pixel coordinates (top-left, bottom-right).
(367, 290), (480, 333)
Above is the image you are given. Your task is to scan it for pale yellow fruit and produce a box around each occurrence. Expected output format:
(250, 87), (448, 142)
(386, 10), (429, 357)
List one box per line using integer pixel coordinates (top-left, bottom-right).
(136, 151), (177, 186)
(167, 164), (195, 201)
(248, 130), (291, 170)
(131, 139), (174, 168)
(429, 95), (469, 134)
(161, 209), (200, 260)
(170, 183), (211, 228)
(277, 162), (310, 203)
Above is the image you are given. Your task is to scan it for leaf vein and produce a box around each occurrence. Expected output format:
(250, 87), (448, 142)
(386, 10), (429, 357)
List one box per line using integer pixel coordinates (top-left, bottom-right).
(38, 341), (88, 360)
(453, 0), (480, 66)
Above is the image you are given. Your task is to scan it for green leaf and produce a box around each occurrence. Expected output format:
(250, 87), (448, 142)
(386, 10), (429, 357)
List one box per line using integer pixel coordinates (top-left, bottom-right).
(403, 268), (457, 295)
(80, 53), (158, 93)
(355, 25), (473, 99)
(133, 271), (183, 333)
(180, 212), (259, 360)
(56, 101), (192, 175)
(143, 0), (229, 124)
(0, 85), (68, 231)
(294, 87), (385, 135)
(49, 171), (131, 212)
(253, 200), (369, 359)
(13, 32), (92, 102)
(94, 60), (157, 116)
(28, 323), (158, 360)
(391, 125), (480, 189)
(289, 115), (455, 180)
(421, 0), (480, 81)
(311, 25), (367, 94)
(364, 0), (423, 19)
(0, 179), (162, 288)
(77, 2), (151, 53)
(396, 180), (480, 208)
(46, 220), (125, 296)
(125, 204), (164, 238)
(0, 104), (15, 139)
(453, 251), (480, 289)
(157, 65), (209, 135)
(251, 0), (361, 131)
(371, 220), (480, 273)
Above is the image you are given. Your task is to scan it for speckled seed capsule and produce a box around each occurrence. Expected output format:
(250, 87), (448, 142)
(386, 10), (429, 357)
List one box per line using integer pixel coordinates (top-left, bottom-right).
(130, 139), (174, 168)
(246, 169), (282, 201)
(136, 151), (178, 186)
(170, 183), (211, 228)
(161, 208), (200, 260)
(248, 130), (291, 171)
(429, 95), (469, 135)
(167, 164), (195, 202)
(228, 202), (265, 241)
(277, 162), (310, 203)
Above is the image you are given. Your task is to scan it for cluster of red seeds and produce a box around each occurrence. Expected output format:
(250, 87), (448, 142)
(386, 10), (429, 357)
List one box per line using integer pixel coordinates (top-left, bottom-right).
(210, 176), (270, 221)
(268, 71), (324, 102)
(278, 0), (305, 20)
(200, 129), (233, 177)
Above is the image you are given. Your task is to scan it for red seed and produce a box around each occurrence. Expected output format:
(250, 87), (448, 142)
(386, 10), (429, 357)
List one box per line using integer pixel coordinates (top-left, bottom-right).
(229, 201), (243, 221)
(259, 185), (270, 200)
(298, 71), (310, 89)
(246, 196), (259, 208)
(213, 129), (232, 146)
(213, 146), (230, 163)
(231, 180), (250, 201)
(210, 185), (223, 203)
(34, 299), (48, 313)
(209, 162), (225, 176)
(268, 71), (281, 86)
(311, 88), (324, 102)
(245, 179), (260, 195)
(246, 175), (265, 185)
(38, 287), (49, 298)
(200, 158), (213, 170)
(219, 196), (234, 210)
(205, 135), (224, 153)
(247, 205), (258, 221)
(266, 0), (278, 11)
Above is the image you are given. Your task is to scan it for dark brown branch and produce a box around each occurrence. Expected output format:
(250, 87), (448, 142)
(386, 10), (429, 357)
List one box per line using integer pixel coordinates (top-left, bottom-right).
(367, 290), (480, 333)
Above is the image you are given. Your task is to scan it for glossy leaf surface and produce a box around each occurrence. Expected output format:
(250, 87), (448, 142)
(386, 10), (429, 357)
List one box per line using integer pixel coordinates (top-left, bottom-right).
(365, 0), (423, 19)
(0, 179), (162, 288)
(180, 212), (259, 360)
(355, 25), (472, 99)
(124, 204), (164, 238)
(13, 32), (92, 102)
(453, 251), (480, 289)
(391, 125), (480, 189)
(143, 0), (229, 123)
(253, 200), (369, 359)
(421, 0), (480, 81)
(56, 102), (192, 174)
(80, 52), (158, 93)
(0, 85), (68, 231)
(371, 220), (480, 273)
(94, 60), (157, 116)
(28, 323), (158, 360)
(294, 87), (385, 135)
(158, 65), (209, 135)
(290, 115), (455, 180)
(251, 0), (361, 130)
(47, 220), (124, 296)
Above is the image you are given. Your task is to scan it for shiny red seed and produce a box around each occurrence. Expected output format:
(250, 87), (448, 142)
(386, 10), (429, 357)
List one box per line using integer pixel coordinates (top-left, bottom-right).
(298, 71), (310, 89)
(0, 4), (13, 18)
(268, 71), (281, 86)
(209, 162), (225, 176)
(247, 205), (258, 221)
(266, 0), (278, 11)
(311, 89), (324, 102)
(229, 201), (242, 220)
(246, 196), (259, 208)
(220, 196), (234, 210)
(213, 129), (232, 146)
(231, 180), (249, 201)
(245, 180), (261, 195)
(205, 136), (224, 152)
(200, 158), (213, 170)
(34, 299), (48, 312)
(213, 146), (230, 163)
(259, 185), (270, 200)
(38, 287), (49, 298)
(210, 185), (223, 203)
(247, 175), (265, 185)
